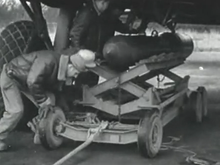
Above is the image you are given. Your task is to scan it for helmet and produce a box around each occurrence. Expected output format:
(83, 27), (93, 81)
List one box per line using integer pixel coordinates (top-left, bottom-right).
(78, 49), (96, 68)
(70, 49), (96, 72)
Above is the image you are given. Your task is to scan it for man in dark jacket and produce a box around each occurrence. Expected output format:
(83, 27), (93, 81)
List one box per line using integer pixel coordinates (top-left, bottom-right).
(54, 0), (86, 51)
(69, 0), (137, 55)
(67, 0), (110, 87)
(69, 0), (140, 86)
(0, 49), (96, 151)
(69, 0), (110, 53)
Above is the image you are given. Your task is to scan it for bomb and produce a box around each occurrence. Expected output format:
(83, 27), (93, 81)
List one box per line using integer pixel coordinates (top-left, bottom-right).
(103, 33), (194, 71)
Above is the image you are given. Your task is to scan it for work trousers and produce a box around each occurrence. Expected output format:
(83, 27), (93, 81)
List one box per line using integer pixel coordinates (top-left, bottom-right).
(0, 65), (24, 141)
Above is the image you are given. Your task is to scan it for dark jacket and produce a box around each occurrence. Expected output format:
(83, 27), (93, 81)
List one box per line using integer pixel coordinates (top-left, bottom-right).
(69, 5), (100, 52)
(69, 4), (135, 54)
(5, 50), (61, 104)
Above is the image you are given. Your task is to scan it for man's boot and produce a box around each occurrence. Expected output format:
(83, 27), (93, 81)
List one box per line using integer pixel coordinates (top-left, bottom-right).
(0, 141), (8, 151)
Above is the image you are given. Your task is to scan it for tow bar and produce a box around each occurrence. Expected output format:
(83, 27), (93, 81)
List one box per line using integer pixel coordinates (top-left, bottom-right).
(53, 121), (109, 165)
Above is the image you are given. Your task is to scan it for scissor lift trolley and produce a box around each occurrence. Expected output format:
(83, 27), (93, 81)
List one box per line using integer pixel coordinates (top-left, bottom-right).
(38, 54), (208, 165)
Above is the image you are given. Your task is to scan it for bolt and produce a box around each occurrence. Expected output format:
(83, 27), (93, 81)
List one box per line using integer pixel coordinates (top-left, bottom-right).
(55, 124), (65, 134)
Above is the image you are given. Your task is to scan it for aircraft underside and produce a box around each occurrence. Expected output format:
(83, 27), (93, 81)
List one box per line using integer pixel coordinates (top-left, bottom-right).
(29, 0), (220, 26)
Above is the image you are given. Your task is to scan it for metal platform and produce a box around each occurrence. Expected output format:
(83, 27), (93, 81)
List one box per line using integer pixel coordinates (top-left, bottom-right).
(38, 56), (207, 165)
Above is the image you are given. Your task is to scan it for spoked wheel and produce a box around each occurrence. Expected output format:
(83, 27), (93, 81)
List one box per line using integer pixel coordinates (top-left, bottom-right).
(189, 91), (203, 123)
(197, 86), (208, 118)
(39, 107), (66, 150)
(137, 112), (163, 158)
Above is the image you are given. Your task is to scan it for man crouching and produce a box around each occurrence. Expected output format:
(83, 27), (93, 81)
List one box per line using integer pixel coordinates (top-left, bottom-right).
(0, 49), (96, 151)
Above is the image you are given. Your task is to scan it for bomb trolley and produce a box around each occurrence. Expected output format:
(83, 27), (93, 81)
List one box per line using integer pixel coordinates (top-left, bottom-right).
(38, 54), (207, 165)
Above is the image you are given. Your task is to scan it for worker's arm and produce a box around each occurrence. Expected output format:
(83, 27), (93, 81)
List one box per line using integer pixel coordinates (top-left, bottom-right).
(69, 7), (94, 51)
(27, 55), (55, 106)
(115, 19), (139, 34)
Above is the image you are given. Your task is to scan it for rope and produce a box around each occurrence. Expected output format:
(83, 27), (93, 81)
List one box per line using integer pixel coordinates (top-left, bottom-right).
(160, 136), (220, 165)
(160, 136), (197, 162)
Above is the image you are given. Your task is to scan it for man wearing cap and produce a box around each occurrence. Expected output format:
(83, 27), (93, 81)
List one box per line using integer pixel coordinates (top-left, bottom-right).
(65, 0), (111, 87)
(0, 49), (96, 151)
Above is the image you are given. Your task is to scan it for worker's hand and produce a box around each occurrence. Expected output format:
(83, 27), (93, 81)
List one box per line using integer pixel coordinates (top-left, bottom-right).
(130, 18), (142, 30)
(39, 96), (53, 108)
(38, 104), (55, 119)
(27, 116), (40, 133)
(129, 18), (147, 34)
(38, 93), (56, 119)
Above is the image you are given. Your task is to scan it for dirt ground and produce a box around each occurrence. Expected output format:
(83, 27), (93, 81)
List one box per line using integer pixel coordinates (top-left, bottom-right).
(1, 52), (220, 165)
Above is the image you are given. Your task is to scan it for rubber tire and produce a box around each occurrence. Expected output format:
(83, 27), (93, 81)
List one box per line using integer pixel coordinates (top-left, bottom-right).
(39, 107), (66, 150)
(197, 86), (208, 117)
(189, 91), (203, 123)
(0, 20), (46, 125)
(137, 112), (163, 158)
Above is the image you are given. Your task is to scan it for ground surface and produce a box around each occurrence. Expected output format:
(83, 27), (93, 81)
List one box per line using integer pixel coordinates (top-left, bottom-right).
(1, 51), (220, 165)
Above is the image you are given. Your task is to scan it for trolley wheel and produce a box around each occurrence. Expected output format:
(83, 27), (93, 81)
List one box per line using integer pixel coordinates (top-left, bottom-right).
(197, 86), (208, 117)
(39, 107), (66, 150)
(189, 91), (203, 123)
(137, 112), (163, 158)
